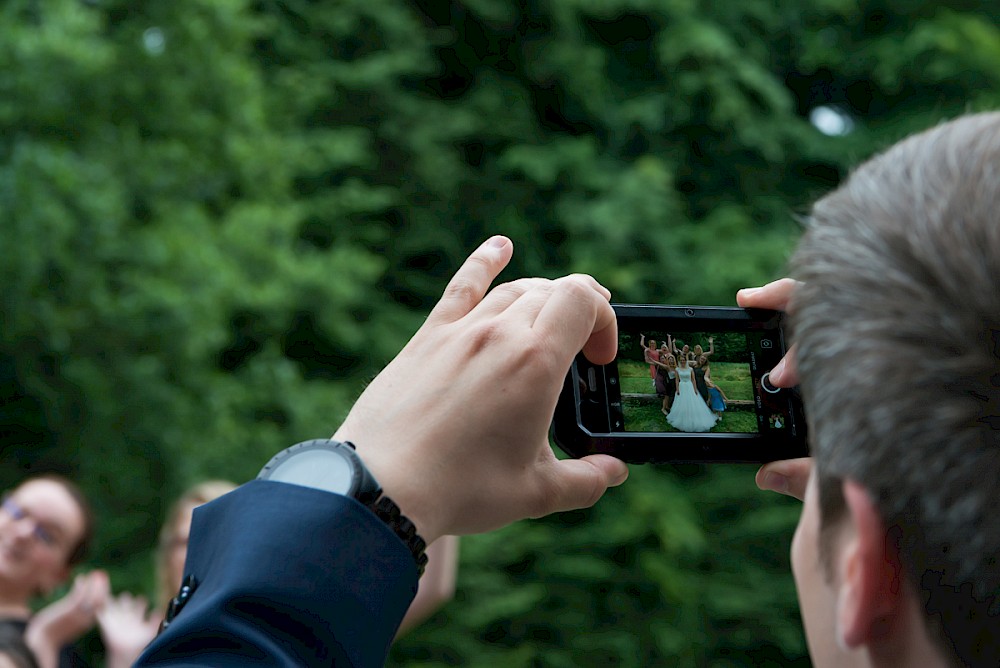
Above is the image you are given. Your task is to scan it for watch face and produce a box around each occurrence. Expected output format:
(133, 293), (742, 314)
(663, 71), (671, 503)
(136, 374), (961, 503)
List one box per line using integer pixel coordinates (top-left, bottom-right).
(267, 448), (356, 494)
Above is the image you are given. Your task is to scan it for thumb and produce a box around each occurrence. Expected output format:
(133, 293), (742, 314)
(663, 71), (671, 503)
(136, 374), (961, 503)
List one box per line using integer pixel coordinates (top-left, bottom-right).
(536, 455), (629, 516)
(755, 457), (812, 501)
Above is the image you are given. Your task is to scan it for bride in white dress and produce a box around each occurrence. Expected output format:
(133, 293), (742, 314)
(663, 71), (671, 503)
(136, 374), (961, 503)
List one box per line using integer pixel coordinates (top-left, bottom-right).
(666, 357), (720, 432)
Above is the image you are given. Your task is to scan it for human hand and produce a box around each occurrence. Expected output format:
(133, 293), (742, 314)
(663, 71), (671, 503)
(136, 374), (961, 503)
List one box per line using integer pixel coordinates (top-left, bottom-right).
(755, 458), (811, 502)
(97, 592), (160, 668)
(737, 278), (809, 501)
(736, 278), (799, 387)
(333, 236), (628, 543)
(25, 570), (109, 668)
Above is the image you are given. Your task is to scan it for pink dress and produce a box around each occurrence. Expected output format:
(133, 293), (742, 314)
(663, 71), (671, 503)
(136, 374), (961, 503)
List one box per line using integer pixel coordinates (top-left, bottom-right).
(644, 347), (659, 379)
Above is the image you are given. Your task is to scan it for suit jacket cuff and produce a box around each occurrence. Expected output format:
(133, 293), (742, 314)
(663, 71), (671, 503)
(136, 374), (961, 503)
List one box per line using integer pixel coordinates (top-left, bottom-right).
(139, 479), (418, 667)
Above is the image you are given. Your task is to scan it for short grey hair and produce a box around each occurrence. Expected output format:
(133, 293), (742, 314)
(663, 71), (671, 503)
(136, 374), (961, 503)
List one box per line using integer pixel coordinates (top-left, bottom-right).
(791, 112), (1000, 667)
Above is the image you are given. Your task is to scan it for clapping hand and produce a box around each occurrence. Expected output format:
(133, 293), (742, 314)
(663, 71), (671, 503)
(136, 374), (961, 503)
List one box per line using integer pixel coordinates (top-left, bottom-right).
(24, 570), (109, 668)
(98, 592), (161, 668)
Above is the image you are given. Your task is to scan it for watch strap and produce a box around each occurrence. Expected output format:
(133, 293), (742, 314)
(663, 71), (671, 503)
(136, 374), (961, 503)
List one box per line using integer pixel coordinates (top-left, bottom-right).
(258, 439), (428, 576)
(371, 494), (428, 575)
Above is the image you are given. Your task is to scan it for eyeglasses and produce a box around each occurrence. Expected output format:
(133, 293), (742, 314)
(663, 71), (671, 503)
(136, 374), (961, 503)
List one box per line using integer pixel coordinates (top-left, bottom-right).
(0, 496), (59, 549)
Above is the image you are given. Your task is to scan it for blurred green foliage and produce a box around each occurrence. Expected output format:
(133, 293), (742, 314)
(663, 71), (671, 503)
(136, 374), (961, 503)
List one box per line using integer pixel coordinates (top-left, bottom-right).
(2, 0), (1000, 664)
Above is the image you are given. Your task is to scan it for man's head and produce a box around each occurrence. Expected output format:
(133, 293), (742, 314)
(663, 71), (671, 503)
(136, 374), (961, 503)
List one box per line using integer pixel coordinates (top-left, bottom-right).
(790, 113), (1000, 666)
(0, 475), (93, 603)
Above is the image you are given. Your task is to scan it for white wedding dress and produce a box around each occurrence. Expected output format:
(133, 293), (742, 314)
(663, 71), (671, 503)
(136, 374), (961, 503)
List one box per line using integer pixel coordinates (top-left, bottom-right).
(666, 366), (720, 433)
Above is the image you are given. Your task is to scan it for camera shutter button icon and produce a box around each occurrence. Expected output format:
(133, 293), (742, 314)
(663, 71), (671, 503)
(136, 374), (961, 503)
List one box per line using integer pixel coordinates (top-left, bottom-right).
(760, 372), (781, 394)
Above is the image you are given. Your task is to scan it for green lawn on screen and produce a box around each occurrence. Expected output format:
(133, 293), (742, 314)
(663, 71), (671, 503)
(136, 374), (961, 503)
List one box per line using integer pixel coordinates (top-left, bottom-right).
(618, 359), (756, 433)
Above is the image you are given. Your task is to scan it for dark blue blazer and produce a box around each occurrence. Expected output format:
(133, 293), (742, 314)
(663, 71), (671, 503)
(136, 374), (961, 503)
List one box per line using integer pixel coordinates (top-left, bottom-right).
(136, 480), (418, 667)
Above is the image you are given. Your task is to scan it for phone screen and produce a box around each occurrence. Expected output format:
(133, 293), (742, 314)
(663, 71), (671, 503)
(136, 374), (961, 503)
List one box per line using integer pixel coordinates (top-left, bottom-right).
(620, 330), (762, 434)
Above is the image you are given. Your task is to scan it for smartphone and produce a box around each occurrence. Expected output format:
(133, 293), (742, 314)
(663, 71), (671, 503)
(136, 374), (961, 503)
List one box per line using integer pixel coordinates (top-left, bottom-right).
(552, 305), (808, 463)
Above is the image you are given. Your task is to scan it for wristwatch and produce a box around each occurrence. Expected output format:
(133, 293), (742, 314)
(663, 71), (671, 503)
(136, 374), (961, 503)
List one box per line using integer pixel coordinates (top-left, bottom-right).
(257, 439), (428, 574)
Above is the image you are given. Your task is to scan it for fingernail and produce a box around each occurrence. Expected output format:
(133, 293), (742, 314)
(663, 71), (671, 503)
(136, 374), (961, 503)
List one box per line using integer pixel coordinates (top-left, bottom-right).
(763, 472), (789, 494)
(485, 235), (509, 250)
(612, 466), (629, 486)
(738, 287), (760, 298)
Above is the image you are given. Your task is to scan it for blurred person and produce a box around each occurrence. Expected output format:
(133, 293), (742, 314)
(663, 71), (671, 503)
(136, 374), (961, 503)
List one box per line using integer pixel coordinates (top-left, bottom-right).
(0, 477), (93, 618)
(156, 481), (239, 613)
(96, 592), (158, 668)
(395, 535), (459, 636)
(96, 482), (240, 668)
(98, 482), (460, 667)
(0, 624), (38, 668)
(0, 476), (105, 668)
(23, 572), (108, 668)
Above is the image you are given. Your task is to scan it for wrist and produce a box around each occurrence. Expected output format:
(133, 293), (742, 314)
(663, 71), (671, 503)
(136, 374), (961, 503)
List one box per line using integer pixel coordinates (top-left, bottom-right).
(259, 437), (431, 572)
(330, 430), (444, 545)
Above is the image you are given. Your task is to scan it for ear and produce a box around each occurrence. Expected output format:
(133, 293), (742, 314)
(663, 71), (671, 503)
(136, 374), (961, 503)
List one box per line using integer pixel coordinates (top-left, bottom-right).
(835, 479), (905, 649)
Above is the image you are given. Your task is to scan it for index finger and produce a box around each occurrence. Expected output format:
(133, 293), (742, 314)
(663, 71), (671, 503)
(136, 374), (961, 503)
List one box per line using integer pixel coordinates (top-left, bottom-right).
(532, 274), (617, 367)
(427, 236), (515, 325)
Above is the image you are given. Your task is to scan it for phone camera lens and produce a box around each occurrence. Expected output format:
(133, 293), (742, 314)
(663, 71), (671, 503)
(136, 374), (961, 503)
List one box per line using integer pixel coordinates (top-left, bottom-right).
(684, 308), (695, 317)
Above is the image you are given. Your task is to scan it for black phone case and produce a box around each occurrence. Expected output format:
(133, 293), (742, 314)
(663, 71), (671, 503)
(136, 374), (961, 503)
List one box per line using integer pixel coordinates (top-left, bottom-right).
(551, 305), (808, 463)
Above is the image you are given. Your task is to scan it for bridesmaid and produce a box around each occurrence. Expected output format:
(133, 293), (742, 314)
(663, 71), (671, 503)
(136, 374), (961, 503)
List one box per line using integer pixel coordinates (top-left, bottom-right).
(639, 334), (659, 389)
(706, 377), (728, 419)
(690, 336), (715, 363)
(654, 353), (678, 414)
(692, 354), (711, 404)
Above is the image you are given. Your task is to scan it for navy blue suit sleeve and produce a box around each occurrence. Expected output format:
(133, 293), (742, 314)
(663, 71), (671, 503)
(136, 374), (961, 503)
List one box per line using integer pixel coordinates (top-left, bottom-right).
(136, 480), (418, 667)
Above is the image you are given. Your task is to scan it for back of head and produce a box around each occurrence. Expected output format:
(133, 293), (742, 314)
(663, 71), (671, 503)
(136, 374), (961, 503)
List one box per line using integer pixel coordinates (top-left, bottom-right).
(792, 112), (1000, 666)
